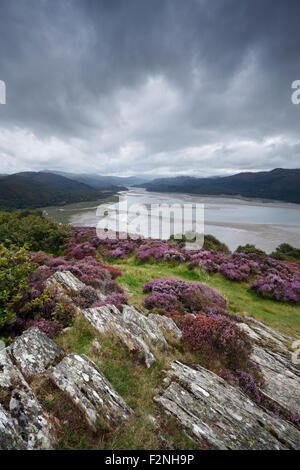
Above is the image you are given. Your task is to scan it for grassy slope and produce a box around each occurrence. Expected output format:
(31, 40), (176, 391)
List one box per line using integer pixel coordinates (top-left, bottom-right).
(44, 254), (299, 449)
(110, 256), (300, 337)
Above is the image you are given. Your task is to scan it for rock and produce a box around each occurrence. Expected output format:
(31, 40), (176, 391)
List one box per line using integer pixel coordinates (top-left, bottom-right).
(92, 339), (101, 352)
(46, 270), (86, 292)
(252, 345), (300, 415)
(9, 386), (56, 450)
(239, 315), (293, 352)
(0, 348), (29, 390)
(82, 304), (181, 368)
(0, 340), (5, 351)
(0, 404), (25, 450)
(147, 314), (182, 339)
(46, 270), (106, 301)
(123, 305), (167, 345)
(47, 354), (132, 431)
(83, 305), (156, 367)
(154, 361), (300, 450)
(0, 348), (56, 449)
(9, 327), (63, 379)
(238, 316), (300, 416)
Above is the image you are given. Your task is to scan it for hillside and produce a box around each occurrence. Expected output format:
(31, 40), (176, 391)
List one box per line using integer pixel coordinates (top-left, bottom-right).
(140, 168), (300, 204)
(43, 170), (148, 189)
(0, 218), (299, 450)
(0, 172), (120, 209)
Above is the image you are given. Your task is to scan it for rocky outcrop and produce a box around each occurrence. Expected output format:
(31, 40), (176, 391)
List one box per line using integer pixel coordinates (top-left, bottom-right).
(147, 313), (182, 339)
(47, 354), (132, 431)
(0, 404), (25, 450)
(0, 347), (57, 449)
(155, 361), (300, 450)
(9, 327), (63, 378)
(0, 327), (132, 449)
(46, 270), (105, 300)
(83, 304), (180, 367)
(83, 305), (156, 367)
(46, 270), (86, 292)
(238, 316), (300, 416)
(46, 271), (180, 368)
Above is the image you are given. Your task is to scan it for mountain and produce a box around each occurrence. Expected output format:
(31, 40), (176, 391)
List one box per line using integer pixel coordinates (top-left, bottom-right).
(139, 169), (300, 204)
(43, 170), (156, 188)
(0, 172), (121, 210)
(43, 170), (144, 188)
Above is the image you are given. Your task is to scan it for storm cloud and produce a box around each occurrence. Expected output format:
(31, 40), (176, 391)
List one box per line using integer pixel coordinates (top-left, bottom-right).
(0, 0), (300, 176)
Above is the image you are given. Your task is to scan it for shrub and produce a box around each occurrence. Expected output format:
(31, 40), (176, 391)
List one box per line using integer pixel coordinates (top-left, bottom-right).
(0, 210), (69, 255)
(251, 274), (300, 302)
(19, 287), (75, 328)
(0, 245), (33, 334)
(101, 264), (122, 279)
(202, 234), (230, 254)
(174, 312), (253, 371)
(143, 277), (227, 313)
(25, 318), (63, 338)
(104, 293), (128, 311)
(236, 244), (267, 257)
(144, 293), (183, 312)
(72, 286), (101, 309)
(270, 243), (300, 261)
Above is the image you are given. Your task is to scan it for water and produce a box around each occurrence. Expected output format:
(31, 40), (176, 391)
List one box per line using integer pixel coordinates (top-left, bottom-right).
(66, 188), (300, 252)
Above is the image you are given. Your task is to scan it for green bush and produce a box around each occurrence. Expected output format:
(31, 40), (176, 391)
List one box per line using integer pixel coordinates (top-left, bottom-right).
(270, 243), (300, 261)
(236, 244), (267, 257)
(169, 233), (230, 253)
(202, 234), (230, 253)
(0, 210), (70, 255)
(0, 244), (33, 333)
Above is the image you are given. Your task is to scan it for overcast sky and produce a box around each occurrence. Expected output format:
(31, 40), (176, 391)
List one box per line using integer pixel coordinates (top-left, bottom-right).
(0, 0), (300, 177)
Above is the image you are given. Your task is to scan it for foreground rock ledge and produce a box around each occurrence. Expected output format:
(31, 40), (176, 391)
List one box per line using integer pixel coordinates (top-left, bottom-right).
(47, 353), (133, 431)
(154, 361), (300, 450)
(238, 316), (300, 416)
(83, 304), (181, 368)
(9, 327), (63, 378)
(0, 347), (57, 449)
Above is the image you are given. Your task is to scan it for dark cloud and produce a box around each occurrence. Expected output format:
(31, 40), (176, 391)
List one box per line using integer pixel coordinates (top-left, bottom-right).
(0, 0), (299, 176)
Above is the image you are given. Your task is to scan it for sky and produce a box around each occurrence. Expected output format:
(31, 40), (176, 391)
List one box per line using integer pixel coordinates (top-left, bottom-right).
(0, 0), (300, 177)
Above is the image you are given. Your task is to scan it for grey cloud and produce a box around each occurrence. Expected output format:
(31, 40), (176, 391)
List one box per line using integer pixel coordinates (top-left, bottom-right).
(0, 0), (300, 176)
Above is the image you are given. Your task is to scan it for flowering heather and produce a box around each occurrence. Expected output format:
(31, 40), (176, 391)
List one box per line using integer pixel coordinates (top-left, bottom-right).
(143, 277), (227, 312)
(101, 264), (122, 279)
(252, 273), (300, 302)
(25, 318), (63, 339)
(63, 241), (96, 260)
(144, 293), (183, 312)
(104, 293), (128, 311)
(174, 312), (253, 371)
(72, 286), (101, 309)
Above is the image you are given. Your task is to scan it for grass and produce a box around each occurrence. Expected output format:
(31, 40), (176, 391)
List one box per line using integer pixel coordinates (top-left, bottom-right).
(108, 255), (300, 337)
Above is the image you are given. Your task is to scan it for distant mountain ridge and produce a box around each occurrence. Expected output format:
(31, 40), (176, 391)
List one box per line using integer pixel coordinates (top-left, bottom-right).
(139, 168), (300, 204)
(42, 170), (154, 189)
(0, 171), (122, 210)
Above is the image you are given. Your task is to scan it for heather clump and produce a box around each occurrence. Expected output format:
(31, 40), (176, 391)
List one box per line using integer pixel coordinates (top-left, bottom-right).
(252, 273), (300, 302)
(143, 277), (227, 313)
(104, 293), (128, 311)
(25, 318), (63, 338)
(168, 311), (253, 372)
(18, 286), (75, 328)
(71, 286), (101, 309)
(63, 241), (96, 260)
